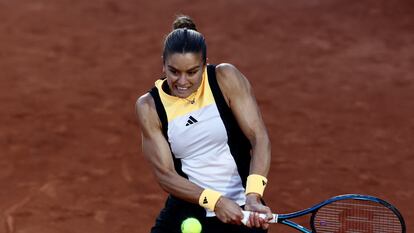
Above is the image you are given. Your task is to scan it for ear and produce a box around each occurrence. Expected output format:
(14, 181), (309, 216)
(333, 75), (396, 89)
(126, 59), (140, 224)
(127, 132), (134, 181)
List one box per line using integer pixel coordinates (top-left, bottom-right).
(162, 66), (165, 73)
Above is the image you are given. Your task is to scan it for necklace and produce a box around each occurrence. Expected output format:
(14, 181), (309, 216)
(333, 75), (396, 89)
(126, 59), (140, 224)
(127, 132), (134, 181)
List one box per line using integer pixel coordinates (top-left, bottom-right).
(184, 98), (195, 104)
(183, 92), (196, 104)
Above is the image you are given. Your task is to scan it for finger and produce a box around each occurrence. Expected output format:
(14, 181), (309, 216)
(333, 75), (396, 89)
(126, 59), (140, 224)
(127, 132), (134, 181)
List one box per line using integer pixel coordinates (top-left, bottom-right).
(248, 212), (255, 227)
(245, 218), (251, 228)
(233, 208), (244, 225)
(254, 213), (261, 228)
(256, 205), (271, 213)
(266, 213), (274, 221)
(255, 206), (273, 221)
(230, 219), (239, 225)
(266, 210), (275, 222)
(250, 212), (258, 228)
(232, 216), (242, 225)
(260, 214), (268, 227)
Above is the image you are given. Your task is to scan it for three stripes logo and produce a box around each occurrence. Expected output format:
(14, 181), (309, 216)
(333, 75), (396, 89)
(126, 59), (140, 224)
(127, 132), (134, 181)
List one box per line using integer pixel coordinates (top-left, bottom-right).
(185, 116), (198, 126)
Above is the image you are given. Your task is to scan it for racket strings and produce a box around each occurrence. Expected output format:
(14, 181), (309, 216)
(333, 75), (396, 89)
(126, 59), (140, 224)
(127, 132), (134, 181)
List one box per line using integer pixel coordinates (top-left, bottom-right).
(313, 199), (402, 233)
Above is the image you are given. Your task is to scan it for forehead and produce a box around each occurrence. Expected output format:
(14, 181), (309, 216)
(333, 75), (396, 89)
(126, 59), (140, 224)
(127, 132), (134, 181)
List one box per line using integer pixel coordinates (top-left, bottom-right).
(165, 53), (203, 70)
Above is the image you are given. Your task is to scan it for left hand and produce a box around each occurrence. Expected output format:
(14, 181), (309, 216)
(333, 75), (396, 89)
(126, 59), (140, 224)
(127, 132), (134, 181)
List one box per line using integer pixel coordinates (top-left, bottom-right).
(244, 193), (273, 229)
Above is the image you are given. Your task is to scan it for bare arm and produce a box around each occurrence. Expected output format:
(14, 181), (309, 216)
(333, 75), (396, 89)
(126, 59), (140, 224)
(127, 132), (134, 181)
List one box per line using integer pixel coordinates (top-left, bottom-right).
(216, 63), (273, 228)
(215, 64), (271, 177)
(135, 93), (203, 203)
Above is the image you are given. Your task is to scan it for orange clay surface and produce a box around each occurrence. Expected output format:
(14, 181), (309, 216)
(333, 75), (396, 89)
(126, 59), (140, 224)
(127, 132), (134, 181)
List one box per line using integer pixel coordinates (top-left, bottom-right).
(1, 0), (413, 232)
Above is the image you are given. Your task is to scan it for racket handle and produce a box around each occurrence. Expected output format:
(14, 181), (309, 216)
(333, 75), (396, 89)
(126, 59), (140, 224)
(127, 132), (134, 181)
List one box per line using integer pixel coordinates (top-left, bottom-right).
(241, 210), (278, 225)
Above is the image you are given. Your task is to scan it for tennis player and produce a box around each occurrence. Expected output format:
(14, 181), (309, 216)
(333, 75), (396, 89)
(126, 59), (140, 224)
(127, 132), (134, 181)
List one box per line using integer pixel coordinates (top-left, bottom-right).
(136, 15), (273, 233)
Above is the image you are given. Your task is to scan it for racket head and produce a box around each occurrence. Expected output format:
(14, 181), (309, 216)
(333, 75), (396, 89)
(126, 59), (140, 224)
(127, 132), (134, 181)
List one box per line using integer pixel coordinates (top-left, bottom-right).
(310, 194), (406, 233)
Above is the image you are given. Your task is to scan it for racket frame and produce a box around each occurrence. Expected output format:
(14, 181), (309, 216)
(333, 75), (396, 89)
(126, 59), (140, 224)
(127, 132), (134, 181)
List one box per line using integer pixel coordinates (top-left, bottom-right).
(276, 194), (406, 233)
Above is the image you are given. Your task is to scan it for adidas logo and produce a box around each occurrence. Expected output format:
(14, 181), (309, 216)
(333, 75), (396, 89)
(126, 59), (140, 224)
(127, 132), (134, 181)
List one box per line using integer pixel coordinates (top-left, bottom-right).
(185, 116), (198, 126)
(203, 197), (208, 204)
(262, 180), (267, 186)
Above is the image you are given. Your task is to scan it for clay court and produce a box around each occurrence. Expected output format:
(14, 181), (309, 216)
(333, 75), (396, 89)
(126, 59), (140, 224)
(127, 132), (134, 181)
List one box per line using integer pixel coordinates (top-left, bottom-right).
(1, 0), (413, 232)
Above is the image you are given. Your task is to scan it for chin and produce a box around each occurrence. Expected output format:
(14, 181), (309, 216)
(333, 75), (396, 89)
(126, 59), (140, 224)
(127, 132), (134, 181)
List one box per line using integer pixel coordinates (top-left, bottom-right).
(175, 93), (190, 98)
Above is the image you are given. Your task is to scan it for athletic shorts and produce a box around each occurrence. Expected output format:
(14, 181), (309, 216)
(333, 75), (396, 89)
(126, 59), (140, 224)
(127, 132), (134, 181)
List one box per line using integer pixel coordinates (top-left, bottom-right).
(150, 195), (268, 233)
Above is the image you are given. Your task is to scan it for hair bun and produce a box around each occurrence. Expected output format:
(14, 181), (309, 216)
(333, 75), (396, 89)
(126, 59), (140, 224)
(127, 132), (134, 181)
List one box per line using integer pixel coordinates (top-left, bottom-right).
(173, 15), (197, 31)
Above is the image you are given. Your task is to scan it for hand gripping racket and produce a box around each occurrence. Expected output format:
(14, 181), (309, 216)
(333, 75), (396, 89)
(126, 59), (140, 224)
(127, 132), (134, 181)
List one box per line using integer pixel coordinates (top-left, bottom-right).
(242, 194), (406, 233)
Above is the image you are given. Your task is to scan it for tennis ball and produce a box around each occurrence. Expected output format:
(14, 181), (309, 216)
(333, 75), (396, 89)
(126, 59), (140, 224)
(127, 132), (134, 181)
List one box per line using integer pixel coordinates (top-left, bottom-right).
(181, 217), (202, 233)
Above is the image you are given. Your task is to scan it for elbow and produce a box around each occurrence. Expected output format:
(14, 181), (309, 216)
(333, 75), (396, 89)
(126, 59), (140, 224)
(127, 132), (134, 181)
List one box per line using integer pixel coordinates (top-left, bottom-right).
(252, 131), (271, 148)
(261, 132), (271, 145)
(154, 168), (177, 192)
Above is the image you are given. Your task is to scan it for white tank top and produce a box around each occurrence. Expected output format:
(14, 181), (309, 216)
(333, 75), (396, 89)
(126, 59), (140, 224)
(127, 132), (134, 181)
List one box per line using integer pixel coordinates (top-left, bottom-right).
(154, 68), (246, 216)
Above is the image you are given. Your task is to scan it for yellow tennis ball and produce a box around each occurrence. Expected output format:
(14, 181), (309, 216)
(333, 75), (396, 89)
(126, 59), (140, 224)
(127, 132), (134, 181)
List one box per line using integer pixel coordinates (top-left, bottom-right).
(181, 217), (202, 233)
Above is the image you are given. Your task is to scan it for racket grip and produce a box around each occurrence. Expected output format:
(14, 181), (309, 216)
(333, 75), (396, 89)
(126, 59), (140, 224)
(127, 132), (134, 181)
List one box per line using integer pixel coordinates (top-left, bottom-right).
(241, 211), (278, 225)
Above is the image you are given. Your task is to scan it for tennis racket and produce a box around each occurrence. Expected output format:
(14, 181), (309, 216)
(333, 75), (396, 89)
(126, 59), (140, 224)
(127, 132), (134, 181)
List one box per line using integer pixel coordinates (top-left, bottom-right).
(242, 194), (406, 233)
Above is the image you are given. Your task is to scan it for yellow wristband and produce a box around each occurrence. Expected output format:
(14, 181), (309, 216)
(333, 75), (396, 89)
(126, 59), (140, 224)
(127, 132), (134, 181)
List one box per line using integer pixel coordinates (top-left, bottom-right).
(245, 174), (268, 197)
(198, 189), (222, 211)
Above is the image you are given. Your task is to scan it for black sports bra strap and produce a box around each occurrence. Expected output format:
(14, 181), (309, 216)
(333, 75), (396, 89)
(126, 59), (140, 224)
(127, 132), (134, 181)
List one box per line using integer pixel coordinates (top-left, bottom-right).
(149, 87), (168, 138)
(207, 64), (232, 114)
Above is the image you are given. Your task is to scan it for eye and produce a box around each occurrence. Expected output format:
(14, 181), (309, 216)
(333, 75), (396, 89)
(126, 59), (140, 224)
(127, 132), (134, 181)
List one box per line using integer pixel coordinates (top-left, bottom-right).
(169, 68), (178, 75)
(188, 70), (198, 75)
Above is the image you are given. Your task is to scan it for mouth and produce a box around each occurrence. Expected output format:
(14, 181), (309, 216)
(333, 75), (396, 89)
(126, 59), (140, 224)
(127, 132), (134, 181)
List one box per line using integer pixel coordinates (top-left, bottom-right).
(177, 86), (189, 91)
(174, 85), (193, 97)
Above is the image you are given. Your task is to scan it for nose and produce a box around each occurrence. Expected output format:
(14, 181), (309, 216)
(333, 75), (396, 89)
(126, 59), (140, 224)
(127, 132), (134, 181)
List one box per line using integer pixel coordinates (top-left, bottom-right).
(177, 73), (188, 85)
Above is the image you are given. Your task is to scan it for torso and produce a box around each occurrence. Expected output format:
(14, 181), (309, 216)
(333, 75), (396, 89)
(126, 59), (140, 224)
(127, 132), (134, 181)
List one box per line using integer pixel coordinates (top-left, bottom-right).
(150, 65), (251, 216)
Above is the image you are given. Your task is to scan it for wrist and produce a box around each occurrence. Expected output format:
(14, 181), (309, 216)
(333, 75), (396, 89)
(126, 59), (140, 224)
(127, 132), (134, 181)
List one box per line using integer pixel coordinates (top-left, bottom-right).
(246, 193), (261, 199)
(198, 189), (222, 211)
(214, 196), (224, 211)
(245, 174), (268, 197)
(246, 193), (261, 204)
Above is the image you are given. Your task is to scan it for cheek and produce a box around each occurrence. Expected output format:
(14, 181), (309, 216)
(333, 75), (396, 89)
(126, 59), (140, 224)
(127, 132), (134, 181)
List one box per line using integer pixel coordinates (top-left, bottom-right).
(192, 74), (203, 86)
(166, 75), (177, 85)
(165, 77), (175, 91)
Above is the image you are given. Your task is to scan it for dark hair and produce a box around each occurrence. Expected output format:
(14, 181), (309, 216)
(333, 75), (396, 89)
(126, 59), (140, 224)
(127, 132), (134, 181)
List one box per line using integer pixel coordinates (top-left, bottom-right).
(172, 15), (197, 31)
(163, 16), (207, 64)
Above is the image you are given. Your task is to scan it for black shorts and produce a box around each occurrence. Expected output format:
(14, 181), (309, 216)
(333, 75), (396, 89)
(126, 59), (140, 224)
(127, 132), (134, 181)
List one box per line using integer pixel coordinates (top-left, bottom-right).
(150, 195), (268, 233)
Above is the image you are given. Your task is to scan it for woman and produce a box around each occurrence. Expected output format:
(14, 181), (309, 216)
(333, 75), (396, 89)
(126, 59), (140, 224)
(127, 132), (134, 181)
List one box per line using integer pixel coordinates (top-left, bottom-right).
(136, 16), (273, 233)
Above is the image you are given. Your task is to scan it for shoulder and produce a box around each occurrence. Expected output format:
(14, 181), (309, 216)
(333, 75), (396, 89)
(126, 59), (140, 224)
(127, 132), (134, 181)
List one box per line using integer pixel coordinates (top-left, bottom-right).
(215, 63), (241, 82)
(214, 63), (251, 98)
(135, 92), (160, 128)
(136, 93), (155, 113)
(215, 63), (250, 86)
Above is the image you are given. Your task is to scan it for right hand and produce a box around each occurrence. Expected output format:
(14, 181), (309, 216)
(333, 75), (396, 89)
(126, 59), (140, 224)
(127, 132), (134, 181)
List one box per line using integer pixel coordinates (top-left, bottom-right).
(214, 196), (244, 225)
(244, 193), (273, 229)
